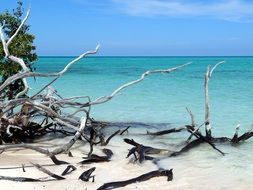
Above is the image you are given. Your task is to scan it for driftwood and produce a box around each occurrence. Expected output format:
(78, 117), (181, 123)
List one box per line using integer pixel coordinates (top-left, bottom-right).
(61, 165), (77, 176)
(0, 144), (69, 165)
(31, 163), (65, 180)
(170, 138), (203, 157)
(22, 164), (26, 172)
(0, 163), (66, 182)
(78, 167), (96, 182)
(124, 138), (170, 163)
(234, 125), (253, 143)
(204, 61), (225, 139)
(97, 168), (173, 190)
(68, 151), (73, 157)
(100, 130), (121, 146)
(50, 155), (69, 165)
(120, 126), (131, 135)
(186, 125), (225, 155)
(0, 175), (41, 182)
(79, 148), (113, 164)
(147, 127), (185, 136)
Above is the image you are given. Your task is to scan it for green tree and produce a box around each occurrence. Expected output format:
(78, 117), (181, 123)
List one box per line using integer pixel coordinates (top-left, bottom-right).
(0, 0), (37, 100)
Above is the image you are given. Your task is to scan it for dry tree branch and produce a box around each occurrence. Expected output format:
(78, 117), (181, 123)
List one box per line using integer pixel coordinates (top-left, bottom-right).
(186, 107), (195, 128)
(31, 163), (65, 180)
(0, 9), (31, 98)
(231, 124), (240, 143)
(88, 62), (192, 106)
(97, 169), (173, 190)
(204, 61), (225, 139)
(186, 121), (206, 143)
(0, 45), (100, 95)
(51, 115), (88, 155)
(0, 23), (10, 57)
(0, 7), (99, 99)
(6, 9), (30, 47)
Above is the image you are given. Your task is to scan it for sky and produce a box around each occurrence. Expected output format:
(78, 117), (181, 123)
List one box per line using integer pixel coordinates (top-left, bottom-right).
(0, 0), (253, 56)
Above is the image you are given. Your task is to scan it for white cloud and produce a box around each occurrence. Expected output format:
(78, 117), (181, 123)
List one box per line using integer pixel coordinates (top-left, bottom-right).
(112, 0), (253, 22)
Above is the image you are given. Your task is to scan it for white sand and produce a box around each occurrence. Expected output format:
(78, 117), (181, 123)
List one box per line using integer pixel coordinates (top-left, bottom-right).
(0, 126), (253, 190)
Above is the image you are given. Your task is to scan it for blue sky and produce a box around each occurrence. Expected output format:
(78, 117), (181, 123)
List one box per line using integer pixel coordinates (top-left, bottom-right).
(1, 0), (253, 56)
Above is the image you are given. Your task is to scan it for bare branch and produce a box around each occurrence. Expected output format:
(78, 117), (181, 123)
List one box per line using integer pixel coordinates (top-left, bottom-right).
(6, 9), (30, 47)
(231, 124), (240, 143)
(59, 44), (100, 76)
(0, 26), (9, 56)
(31, 163), (65, 180)
(51, 116), (88, 155)
(209, 61), (225, 78)
(186, 107), (195, 127)
(0, 45), (100, 94)
(204, 61), (225, 139)
(0, 9), (31, 72)
(89, 62), (192, 106)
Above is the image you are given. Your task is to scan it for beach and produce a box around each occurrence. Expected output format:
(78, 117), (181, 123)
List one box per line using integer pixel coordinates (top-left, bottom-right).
(1, 0), (253, 189)
(0, 124), (253, 190)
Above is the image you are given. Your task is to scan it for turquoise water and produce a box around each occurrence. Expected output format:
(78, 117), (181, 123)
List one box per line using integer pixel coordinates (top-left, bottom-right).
(28, 56), (253, 136)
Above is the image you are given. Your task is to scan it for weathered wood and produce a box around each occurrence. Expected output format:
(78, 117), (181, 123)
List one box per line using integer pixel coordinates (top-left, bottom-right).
(88, 63), (192, 106)
(79, 148), (113, 164)
(186, 107), (196, 128)
(0, 144), (69, 165)
(97, 169), (173, 190)
(204, 62), (225, 139)
(31, 163), (65, 180)
(186, 126), (225, 155)
(22, 164), (26, 172)
(0, 175), (41, 182)
(78, 167), (96, 182)
(61, 165), (77, 176)
(170, 138), (203, 157)
(68, 151), (73, 157)
(120, 126), (131, 135)
(101, 130), (121, 146)
(124, 138), (170, 163)
(147, 127), (185, 136)
(50, 155), (69, 165)
(237, 128), (253, 142)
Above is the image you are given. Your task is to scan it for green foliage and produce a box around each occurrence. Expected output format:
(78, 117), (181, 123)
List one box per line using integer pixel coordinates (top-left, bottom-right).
(0, 0), (37, 99)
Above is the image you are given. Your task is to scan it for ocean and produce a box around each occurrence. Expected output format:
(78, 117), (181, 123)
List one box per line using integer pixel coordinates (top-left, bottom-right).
(29, 56), (253, 135)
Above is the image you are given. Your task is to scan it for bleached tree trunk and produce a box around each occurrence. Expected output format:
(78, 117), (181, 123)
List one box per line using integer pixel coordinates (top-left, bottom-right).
(204, 61), (225, 139)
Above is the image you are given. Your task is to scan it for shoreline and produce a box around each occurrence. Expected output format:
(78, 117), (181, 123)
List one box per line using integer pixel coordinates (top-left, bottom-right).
(0, 124), (253, 190)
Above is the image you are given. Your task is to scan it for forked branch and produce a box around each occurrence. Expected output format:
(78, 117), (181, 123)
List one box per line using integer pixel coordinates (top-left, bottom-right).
(204, 61), (225, 139)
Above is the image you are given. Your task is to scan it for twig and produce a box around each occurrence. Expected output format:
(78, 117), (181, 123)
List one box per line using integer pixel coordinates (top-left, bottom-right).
(120, 126), (131, 135)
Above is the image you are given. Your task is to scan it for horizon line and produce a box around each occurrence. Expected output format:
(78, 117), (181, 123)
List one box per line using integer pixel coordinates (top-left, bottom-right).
(38, 55), (253, 58)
